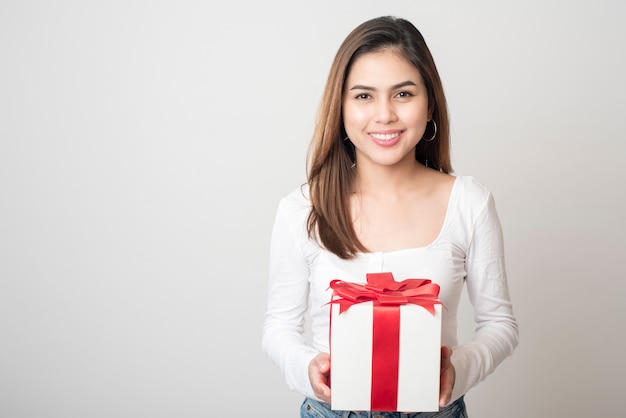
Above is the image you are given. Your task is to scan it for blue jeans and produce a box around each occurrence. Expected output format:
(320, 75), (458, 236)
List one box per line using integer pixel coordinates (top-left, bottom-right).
(300, 397), (467, 418)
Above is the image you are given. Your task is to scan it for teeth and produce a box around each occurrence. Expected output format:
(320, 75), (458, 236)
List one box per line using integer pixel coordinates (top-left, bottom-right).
(371, 132), (400, 140)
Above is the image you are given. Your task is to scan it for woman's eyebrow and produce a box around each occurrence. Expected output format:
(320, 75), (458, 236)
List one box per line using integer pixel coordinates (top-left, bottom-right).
(349, 80), (418, 91)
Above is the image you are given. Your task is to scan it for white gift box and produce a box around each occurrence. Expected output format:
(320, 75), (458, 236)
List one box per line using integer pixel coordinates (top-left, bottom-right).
(330, 299), (442, 412)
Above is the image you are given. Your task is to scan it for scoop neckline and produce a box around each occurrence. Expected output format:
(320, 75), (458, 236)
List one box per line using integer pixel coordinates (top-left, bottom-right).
(359, 175), (461, 256)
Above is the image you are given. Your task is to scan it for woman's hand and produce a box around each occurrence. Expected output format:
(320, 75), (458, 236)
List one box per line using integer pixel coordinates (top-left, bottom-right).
(439, 346), (456, 407)
(308, 352), (331, 403)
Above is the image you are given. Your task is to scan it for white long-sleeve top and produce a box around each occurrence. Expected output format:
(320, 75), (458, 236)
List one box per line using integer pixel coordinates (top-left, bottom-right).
(262, 175), (518, 404)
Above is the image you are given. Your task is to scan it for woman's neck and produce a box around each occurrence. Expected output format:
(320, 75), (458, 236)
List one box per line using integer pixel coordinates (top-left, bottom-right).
(353, 159), (428, 197)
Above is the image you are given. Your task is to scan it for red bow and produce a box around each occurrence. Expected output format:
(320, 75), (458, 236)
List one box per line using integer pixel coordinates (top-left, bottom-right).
(328, 272), (443, 315)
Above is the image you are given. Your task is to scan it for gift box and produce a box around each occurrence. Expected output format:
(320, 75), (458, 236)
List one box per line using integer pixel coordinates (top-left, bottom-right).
(329, 272), (442, 412)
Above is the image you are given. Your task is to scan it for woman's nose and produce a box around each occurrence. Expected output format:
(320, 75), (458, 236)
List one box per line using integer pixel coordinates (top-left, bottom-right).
(374, 99), (397, 124)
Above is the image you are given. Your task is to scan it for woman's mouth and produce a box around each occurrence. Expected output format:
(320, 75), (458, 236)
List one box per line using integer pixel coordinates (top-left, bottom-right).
(370, 131), (402, 146)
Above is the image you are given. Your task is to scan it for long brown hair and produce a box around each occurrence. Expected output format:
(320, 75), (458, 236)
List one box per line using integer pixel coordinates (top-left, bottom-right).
(306, 16), (451, 259)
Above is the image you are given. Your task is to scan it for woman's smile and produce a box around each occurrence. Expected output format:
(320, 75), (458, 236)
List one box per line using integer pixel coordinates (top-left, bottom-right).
(370, 131), (403, 146)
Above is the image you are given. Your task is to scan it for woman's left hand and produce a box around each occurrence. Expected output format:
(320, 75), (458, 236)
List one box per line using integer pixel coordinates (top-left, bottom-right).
(439, 345), (456, 407)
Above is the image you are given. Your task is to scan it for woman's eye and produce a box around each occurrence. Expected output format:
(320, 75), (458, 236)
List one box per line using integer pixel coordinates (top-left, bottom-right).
(396, 91), (412, 98)
(355, 93), (371, 100)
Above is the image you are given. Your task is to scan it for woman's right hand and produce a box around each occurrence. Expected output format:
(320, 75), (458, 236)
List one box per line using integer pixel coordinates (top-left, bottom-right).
(308, 352), (331, 403)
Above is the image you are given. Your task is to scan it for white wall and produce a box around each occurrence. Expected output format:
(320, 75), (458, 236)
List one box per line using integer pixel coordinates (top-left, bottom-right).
(1, 1), (624, 417)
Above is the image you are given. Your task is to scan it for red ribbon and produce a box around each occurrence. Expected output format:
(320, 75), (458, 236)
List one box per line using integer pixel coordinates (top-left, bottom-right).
(329, 272), (442, 411)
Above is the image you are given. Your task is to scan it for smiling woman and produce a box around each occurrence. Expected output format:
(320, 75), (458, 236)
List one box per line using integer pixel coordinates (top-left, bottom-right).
(342, 49), (431, 169)
(262, 16), (518, 418)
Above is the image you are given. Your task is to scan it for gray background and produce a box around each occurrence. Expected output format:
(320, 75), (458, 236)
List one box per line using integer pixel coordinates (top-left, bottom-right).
(1, 1), (625, 417)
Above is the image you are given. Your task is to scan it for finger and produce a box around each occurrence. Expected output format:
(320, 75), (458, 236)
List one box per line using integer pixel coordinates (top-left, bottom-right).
(441, 345), (451, 358)
(439, 346), (454, 407)
(440, 346), (452, 368)
(319, 359), (330, 373)
(439, 375), (452, 406)
(317, 362), (331, 401)
(313, 378), (331, 403)
(311, 361), (328, 385)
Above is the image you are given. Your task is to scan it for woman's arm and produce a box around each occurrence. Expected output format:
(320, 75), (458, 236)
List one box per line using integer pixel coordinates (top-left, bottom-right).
(262, 197), (319, 399)
(449, 191), (519, 402)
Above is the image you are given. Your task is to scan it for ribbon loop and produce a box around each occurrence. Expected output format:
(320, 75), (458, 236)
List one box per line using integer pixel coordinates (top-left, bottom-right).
(329, 272), (443, 315)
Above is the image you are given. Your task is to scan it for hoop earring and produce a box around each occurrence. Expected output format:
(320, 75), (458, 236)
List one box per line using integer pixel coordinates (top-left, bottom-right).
(423, 120), (437, 142)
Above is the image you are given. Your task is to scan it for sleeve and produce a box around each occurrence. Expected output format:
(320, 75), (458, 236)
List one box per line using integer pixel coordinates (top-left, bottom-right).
(449, 191), (519, 402)
(261, 198), (319, 399)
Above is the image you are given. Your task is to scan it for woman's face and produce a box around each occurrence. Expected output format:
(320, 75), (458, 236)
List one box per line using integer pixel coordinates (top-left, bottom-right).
(342, 49), (430, 170)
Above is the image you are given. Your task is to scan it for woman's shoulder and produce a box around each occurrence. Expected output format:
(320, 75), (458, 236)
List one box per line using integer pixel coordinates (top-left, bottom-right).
(451, 175), (495, 209)
(279, 184), (310, 209)
(454, 175), (490, 194)
(274, 184), (320, 254)
(275, 184), (311, 224)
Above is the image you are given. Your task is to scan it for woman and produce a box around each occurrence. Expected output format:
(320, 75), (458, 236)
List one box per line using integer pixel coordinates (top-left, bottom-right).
(262, 16), (518, 417)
